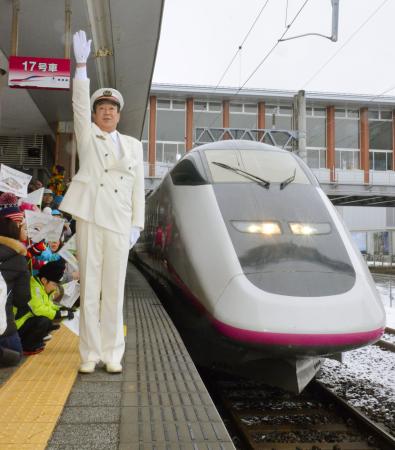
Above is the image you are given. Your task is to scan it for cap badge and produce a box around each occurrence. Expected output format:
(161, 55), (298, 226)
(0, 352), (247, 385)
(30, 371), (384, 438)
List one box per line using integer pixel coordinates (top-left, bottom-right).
(103, 90), (112, 96)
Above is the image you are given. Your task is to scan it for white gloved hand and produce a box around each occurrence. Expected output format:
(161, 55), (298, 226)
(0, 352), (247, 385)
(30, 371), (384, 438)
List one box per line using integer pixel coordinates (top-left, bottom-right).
(73, 30), (92, 64)
(129, 226), (141, 250)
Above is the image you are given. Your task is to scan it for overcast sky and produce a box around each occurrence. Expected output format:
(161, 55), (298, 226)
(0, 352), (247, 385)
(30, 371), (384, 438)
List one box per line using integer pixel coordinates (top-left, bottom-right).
(152, 0), (395, 96)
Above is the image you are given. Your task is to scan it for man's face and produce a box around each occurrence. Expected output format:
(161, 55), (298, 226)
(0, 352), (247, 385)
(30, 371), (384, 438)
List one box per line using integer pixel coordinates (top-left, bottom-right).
(93, 101), (120, 133)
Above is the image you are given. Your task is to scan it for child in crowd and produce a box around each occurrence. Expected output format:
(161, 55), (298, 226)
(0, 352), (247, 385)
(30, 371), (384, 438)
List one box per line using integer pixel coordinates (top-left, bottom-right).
(0, 194), (31, 366)
(14, 260), (73, 355)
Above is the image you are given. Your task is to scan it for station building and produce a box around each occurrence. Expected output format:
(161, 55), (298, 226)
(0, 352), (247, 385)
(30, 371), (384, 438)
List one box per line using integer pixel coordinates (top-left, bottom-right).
(142, 84), (395, 258)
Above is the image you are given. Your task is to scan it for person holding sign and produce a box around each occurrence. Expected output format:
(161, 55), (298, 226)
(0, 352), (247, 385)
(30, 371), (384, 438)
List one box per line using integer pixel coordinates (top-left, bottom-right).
(60, 31), (145, 374)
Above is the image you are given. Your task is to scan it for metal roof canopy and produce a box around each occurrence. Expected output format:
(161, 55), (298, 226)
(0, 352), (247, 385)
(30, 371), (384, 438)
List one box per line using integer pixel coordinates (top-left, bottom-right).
(0, 0), (164, 138)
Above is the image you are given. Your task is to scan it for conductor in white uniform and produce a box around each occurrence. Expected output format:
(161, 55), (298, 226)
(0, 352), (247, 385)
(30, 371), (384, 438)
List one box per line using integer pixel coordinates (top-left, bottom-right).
(60, 31), (145, 374)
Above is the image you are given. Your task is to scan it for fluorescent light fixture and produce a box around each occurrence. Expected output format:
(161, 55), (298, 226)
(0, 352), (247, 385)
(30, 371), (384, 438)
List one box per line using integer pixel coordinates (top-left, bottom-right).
(289, 222), (330, 235)
(232, 221), (281, 235)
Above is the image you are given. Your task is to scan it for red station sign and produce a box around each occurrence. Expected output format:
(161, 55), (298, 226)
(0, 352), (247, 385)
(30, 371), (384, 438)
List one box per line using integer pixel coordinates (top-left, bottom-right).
(8, 55), (71, 90)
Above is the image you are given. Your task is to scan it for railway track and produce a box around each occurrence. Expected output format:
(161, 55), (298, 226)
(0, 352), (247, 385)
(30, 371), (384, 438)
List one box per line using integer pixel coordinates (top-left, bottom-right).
(205, 373), (395, 450)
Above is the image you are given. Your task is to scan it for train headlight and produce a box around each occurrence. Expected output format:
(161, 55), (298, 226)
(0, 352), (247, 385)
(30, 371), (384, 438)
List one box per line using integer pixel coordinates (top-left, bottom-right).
(232, 221), (282, 235)
(289, 222), (330, 235)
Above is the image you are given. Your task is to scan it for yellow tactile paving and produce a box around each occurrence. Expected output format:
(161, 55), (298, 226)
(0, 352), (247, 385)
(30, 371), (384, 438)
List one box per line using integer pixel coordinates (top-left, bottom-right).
(0, 325), (79, 448)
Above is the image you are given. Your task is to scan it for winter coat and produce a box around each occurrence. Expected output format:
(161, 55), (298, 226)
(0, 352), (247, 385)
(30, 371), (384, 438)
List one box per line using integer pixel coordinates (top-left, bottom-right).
(14, 276), (60, 329)
(0, 236), (31, 336)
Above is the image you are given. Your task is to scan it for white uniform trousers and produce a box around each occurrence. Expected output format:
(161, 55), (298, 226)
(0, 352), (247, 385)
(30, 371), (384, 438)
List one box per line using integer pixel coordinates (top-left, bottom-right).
(76, 219), (129, 365)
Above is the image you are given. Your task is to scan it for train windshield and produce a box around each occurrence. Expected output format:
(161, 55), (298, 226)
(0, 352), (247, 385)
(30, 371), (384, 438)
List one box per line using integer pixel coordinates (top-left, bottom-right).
(205, 149), (310, 185)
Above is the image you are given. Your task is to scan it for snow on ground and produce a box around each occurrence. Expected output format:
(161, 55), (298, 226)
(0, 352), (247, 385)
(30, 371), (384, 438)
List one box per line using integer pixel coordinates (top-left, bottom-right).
(317, 279), (395, 435)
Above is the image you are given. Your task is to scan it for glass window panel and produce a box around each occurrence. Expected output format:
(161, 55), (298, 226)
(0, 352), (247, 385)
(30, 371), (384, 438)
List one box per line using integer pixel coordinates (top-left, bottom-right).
(381, 111), (392, 120)
(354, 151), (360, 169)
(335, 109), (346, 118)
(142, 142), (148, 161)
(307, 149), (320, 168)
(194, 111), (222, 129)
(230, 103), (243, 113)
(156, 142), (164, 162)
(209, 102), (222, 111)
(373, 151), (387, 171)
(266, 105), (277, 114)
(279, 105), (292, 115)
(351, 232), (367, 253)
(306, 107), (313, 116)
(369, 121), (392, 149)
(194, 101), (207, 111)
(163, 143), (178, 164)
(335, 119), (359, 148)
(157, 110), (185, 141)
(368, 110), (379, 120)
(229, 113), (257, 129)
(387, 152), (393, 170)
(369, 151), (373, 170)
(244, 103), (257, 114)
(205, 149), (310, 184)
(141, 110), (149, 140)
(339, 151), (353, 170)
(157, 99), (170, 109)
(307, 117), (326, 147)
(172, 100), (185, 110)
(275, 115), (292, 130)
(319, 149), (327, 168)
(335, 150), (341, 168)
(347, 109), (359, 119)
(314, 107), (326, 117)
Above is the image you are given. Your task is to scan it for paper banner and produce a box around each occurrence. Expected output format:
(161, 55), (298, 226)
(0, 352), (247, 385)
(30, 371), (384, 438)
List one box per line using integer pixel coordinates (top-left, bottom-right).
(60, 280), (80, 308)
(58, 234), (78, 271)
(21, 187), (44, 206)
(25, 209), (65, 243)
(0, 164), (32, 198)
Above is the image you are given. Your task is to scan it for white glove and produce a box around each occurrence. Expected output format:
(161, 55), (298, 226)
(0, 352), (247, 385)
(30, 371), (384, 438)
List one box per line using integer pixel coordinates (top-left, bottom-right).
(129, 226), (141, 250)
(72, 30), (92, 64)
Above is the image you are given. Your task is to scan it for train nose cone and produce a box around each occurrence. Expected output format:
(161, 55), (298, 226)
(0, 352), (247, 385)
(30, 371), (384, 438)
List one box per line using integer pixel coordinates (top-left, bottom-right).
(212, 273), (386, 349)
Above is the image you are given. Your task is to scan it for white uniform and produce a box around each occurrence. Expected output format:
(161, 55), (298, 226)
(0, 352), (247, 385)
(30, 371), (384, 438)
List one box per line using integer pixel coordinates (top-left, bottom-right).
(60, 78), (145, 365)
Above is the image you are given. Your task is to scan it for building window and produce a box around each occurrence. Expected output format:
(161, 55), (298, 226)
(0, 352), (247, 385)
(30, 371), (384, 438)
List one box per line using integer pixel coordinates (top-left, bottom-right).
(335, 149), (360, 170)
(157, 99), (171, 109)
(244, 103), (257, 114)
(335, 108), (359, 149)
(208, 102), (222, 112)
(194, 101), (207, 111)
(172, 100), (185, 110)
(307, 149), (327, 169)
(229, 103), (243, 113)
(369, 110), (392, 151)
(369, 151), (392, 171)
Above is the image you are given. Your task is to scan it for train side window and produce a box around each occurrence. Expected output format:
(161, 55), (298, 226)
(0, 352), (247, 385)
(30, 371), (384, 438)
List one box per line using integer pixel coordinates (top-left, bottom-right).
(171, 159), (207, 185)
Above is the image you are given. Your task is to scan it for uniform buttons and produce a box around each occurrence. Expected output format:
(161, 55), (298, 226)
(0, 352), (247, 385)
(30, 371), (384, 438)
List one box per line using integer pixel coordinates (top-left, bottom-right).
(128, 166), (131, 170)
(115, 189), (118, 193)
(104, 169), (108, 173)
(100, 183), (104, 187)
(105, 153), (109, 157)
(120, 176), (123, 179)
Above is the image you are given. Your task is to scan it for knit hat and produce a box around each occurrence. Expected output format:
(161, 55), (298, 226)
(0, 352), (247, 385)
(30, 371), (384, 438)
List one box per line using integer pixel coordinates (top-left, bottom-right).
(0, 193), (24, 223)
(38, 260), (65, 283)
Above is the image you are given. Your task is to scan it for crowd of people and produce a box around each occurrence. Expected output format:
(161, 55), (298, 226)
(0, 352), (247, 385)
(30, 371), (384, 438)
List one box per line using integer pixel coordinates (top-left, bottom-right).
(0, 167), (79, 367)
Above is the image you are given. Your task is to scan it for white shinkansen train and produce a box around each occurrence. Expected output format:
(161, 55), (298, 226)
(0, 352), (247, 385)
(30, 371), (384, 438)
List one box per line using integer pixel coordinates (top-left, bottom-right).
(134, 140), (386, 392)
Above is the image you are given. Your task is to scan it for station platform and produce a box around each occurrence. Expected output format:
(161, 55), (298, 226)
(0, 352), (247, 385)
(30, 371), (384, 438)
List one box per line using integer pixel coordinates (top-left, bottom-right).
(0, 264), (235, 450)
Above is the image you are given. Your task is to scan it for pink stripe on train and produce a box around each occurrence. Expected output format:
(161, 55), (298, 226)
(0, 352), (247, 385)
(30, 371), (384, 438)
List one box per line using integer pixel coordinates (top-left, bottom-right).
(212, 319), (384, 346)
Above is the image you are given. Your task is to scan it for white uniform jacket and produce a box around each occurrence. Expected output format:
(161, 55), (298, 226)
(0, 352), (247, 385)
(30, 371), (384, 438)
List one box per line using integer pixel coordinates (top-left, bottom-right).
(60, 79), (145, 234)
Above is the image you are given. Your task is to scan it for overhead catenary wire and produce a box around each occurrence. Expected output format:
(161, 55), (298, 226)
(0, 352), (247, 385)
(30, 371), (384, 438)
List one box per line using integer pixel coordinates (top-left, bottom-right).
(301, 0), (389, 90)
(203, 0), (310, 132)
(193, 0), (272, 129)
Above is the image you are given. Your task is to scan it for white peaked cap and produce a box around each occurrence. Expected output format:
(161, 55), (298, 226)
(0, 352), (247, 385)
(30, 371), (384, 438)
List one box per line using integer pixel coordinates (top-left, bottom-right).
(90, 88), (124, 111)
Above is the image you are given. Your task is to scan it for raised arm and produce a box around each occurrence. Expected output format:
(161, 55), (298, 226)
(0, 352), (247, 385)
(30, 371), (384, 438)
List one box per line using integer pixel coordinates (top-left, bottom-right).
(72, 31), (92, 154)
